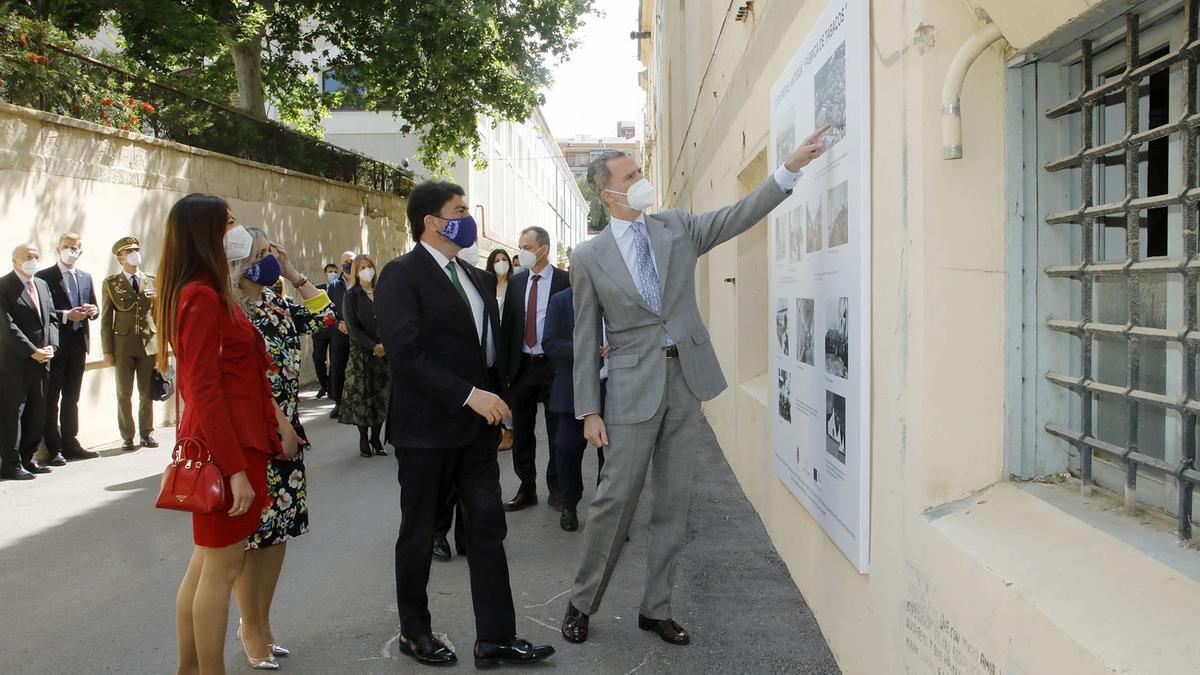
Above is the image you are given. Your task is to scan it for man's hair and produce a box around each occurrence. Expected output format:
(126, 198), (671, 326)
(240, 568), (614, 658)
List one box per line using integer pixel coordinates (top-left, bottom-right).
(407, 181), (466, 242)
(520, 226), (551, 250)
(324, 263), (338, 272)
(587, 150), (629, 196)
(58, 233), (81, 248)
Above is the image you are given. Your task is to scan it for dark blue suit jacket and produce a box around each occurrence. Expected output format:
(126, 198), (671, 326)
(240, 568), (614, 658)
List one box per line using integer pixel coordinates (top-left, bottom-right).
(36, 264), (97, 352)
(542, 287), (581, 415)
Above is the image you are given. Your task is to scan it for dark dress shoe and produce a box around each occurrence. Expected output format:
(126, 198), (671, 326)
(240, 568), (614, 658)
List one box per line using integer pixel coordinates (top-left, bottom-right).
(359, 438), (372, 458)
(1, 465), (35, 480)
(121, 439), (135, 451)
(561, 603), (589, 643)
(473, 637), (554, 668)
(560, 508), (579, 532)
(432, 535), (452, 562)
(316, 386), (327, 399)
(141, 435), (159, 448)
(638, 615), (690, 645)
(23, 460), (51, 475)
(371, 439), (388, 456)
(547, 493), (563, 512)
(46, 453), (68, 467)
(62, 448), (100, 461)
(329, 404), (340, 419)
(502, 492), (538, 512)
(398, 633), (456, 666)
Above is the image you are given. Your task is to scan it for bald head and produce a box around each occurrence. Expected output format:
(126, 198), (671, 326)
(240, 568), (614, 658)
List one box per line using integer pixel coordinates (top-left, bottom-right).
(12, 243), (40, 276)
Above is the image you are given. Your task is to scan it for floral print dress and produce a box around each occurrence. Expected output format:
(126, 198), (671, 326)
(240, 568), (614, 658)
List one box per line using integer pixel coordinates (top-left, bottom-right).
(244, 287), (334, 550)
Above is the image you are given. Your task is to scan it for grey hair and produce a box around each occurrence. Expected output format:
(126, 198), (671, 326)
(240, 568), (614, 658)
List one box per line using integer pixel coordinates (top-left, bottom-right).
(521, 226), (551, 249)
(11, 242), (37, 260)
(586, 150), (629, 196)
(230, 226), (270, 313)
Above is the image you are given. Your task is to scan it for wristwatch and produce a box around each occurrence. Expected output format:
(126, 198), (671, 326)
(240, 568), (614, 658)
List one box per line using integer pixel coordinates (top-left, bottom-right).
(290, 275), (309, 289)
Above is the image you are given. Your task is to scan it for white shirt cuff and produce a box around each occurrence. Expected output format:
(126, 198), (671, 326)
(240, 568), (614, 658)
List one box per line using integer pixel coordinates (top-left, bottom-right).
(463, 387), (475, 407)
(773, 164), (803, 192)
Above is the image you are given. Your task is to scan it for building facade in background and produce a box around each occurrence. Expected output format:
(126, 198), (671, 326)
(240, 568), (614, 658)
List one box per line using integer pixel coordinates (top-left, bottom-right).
(640, 0), (1200, 673)
(557, 133), (643, 178)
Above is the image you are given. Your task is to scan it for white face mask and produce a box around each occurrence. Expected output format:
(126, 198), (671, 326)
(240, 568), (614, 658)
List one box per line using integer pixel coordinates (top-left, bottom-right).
(458, 243), (481, 267)
(125, 251), (142, 268)
(516, 248), (538, 270)
(608, 178), (656, 212)
(60, 248), (80, 265)
(20, 260), (39, 276)
(224, 225), (253, 262)
(358, 267), (375, 284)
(493, 260), (510, 276)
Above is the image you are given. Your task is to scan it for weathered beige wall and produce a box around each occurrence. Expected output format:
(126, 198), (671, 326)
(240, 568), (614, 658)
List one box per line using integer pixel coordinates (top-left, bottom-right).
(651, 0), (1200, 673)
(0, 102), (408, 449)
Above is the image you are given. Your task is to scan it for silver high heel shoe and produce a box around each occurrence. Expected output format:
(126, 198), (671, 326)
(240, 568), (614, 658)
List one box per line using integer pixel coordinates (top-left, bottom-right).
(269, 643), (290, 658)
(237, 623), (280, 670)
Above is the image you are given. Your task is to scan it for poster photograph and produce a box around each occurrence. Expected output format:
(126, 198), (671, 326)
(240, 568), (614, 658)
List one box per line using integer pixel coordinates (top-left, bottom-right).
(768, 0), (871, 573)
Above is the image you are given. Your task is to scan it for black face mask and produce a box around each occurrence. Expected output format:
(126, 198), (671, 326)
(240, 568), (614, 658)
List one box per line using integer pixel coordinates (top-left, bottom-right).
(342, 262), (352, 274)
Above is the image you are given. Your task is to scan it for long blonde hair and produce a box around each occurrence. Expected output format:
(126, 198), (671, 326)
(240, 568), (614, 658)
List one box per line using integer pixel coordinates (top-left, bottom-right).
(349, 254), (376, 288)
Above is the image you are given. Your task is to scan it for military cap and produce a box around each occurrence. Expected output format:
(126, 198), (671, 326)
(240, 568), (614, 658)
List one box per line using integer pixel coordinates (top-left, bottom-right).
(112, 236), (140, 255)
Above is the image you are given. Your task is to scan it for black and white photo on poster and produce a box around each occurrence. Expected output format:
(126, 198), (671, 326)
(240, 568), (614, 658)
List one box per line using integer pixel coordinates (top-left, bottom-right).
(806, 197), (823, 254)
(826, 390), (847, 464)
(778, 369), (793, 422)
(814, 42), (847, 151)
(825, 296), (849, 378)
(827, 180), (849, 248)
(775, 107), (796, 167)
(774, 212), (788, 262)
(788, 207), (805, 264)
(797, 297), (815, 366)
(775, 299), (790, 356)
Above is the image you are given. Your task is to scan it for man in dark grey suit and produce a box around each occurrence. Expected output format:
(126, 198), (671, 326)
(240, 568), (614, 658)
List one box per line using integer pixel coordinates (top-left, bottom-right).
(0, 243), (60, 480)
(561, 126), (830, 645)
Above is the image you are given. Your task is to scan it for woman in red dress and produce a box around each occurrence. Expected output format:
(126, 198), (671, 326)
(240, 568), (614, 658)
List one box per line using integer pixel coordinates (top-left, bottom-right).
(154, 193), (300, 674)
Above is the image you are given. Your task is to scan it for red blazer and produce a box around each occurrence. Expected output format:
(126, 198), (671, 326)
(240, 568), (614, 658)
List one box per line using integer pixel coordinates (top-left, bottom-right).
(176, 281), (280, 474)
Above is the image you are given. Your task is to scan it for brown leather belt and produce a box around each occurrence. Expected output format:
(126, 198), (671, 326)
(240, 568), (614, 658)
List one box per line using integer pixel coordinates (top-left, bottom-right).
(663, 345), (679, 358)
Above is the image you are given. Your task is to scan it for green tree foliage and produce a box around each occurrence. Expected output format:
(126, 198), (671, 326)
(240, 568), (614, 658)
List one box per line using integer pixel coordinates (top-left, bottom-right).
(576, 173), (608, 232)
(2, 0), (595, 172)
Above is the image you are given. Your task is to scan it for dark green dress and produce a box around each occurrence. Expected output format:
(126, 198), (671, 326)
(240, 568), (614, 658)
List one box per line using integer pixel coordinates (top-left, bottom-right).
(338, 285), (389, 427)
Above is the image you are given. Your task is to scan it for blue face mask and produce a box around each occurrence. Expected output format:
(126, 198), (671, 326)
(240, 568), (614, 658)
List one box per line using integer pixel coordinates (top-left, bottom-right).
(438, 215), (478, 249)
(326, 272), (339, 285)
(243, 254), (282, 287)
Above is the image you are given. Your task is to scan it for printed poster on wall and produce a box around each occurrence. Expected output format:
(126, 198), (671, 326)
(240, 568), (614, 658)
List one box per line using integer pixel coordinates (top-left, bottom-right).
(769, 0), (871, 573)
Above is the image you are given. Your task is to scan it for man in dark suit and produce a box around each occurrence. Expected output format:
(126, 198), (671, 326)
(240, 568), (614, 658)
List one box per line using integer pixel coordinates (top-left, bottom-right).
(376, 180), (554, 668)
(37, 233), (101, 463)
(499, 226), (570, 512)
(312, 262), (340, 398)
(1, 244), (59, 480)
(541, 287), (606, 531)
(326, 251), (355, 418)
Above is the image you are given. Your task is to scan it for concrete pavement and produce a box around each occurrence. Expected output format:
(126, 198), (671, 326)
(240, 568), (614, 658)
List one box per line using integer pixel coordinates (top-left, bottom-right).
(0, 390), (839, 674)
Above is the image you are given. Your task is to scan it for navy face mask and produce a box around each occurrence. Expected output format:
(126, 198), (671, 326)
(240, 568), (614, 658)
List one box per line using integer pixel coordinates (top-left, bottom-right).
(244, 254), (282, 287)
(438, 215), (478, 249)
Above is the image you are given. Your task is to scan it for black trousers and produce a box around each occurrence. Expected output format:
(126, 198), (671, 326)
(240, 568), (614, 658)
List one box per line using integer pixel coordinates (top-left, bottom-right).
(0, 368), (47, 469)
(508, 356), (559, 496)
(553, 412), (605, 511)
(44, 329), (86, 454)
(435, 490), (467, 551)
(312, 327), (332, 391)
(329, 330), (350, 401)
(395, 428), (516, 641)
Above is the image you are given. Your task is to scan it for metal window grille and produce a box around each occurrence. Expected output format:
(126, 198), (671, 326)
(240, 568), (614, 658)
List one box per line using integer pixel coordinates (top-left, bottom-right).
(1041, 0), (1200, 538)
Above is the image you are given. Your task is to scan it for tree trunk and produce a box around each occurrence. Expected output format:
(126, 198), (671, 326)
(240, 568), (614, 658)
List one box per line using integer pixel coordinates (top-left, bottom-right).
(230, 31), (268, 119)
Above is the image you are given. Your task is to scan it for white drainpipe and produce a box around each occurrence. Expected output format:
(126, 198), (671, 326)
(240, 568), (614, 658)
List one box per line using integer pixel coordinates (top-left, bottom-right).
(942, 22), (1004, 160)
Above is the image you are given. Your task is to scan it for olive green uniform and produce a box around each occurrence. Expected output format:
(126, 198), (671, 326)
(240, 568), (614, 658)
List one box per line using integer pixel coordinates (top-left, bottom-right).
(100, 270), (157, 442)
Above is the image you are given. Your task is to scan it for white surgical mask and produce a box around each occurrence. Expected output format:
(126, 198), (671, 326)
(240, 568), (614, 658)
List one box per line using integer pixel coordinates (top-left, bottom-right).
(223, 225), (253, 262)
(493, 260), (510, 276)
(60, 248), (80, 265)
(608, 178), (656, 212)
(516, 248), (537, 269)
(125, 251), (142, 268)
(326, 272), (339, 285)
(358, 267), (375, 284)
(458, 243), (481, 267)
(20, 260), (39, 276)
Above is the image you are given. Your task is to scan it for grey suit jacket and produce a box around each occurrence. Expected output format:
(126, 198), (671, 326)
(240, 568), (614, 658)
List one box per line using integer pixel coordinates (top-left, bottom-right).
(571, 176), (790, 425)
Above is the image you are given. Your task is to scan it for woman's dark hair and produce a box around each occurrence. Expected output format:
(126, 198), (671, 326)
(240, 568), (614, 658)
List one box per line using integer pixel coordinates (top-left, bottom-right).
(154, 193), (234, 372)
(486, 248), (512, 280)
(406, 180), (466, 242)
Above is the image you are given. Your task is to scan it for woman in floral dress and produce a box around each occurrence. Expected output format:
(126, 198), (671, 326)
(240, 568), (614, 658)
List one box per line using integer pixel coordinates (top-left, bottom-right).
(231, 227), (334, 665)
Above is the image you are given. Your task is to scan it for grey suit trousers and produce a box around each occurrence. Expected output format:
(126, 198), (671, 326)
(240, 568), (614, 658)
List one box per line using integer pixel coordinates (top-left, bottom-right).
(571, 356), (710, 619)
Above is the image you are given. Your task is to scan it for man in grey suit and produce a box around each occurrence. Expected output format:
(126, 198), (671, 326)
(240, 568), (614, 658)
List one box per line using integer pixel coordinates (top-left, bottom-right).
(561, 125), (830, 646)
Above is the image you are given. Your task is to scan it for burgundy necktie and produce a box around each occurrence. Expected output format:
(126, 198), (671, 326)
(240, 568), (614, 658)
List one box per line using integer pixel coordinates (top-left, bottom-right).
(524, 274), (540, 348)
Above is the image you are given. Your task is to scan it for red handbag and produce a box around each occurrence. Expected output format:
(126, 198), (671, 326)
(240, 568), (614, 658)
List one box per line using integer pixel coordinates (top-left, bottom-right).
(155, 396), (226, 514)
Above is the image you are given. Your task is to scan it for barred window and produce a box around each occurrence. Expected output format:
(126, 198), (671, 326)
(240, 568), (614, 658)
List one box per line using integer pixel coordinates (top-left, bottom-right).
(1019, 0), (1200, 538)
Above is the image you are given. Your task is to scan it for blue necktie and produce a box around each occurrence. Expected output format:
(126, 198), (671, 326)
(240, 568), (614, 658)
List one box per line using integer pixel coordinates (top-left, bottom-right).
(632, 222), (674, 346)
(67, 271), (81, 330)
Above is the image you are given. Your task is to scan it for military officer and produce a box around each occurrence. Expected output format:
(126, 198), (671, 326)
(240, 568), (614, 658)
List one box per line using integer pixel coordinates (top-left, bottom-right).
(101, 236), (158, 451)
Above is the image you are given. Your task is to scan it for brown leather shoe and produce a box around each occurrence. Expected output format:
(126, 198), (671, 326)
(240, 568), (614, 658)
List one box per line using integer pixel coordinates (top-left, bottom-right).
(638, 614), (690, 645)
(561, 603), (589, 643)
(497, 427), (513, 451)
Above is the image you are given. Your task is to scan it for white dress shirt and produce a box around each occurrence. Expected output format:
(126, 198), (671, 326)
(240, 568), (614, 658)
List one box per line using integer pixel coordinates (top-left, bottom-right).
(123, 269), (141, 290)
(521, 264), (556, 355)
